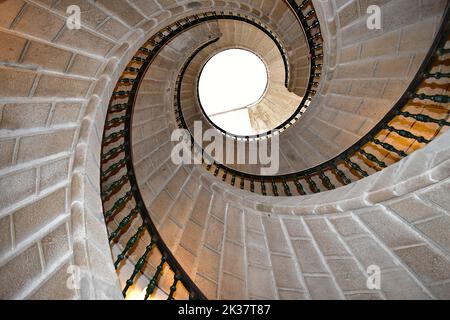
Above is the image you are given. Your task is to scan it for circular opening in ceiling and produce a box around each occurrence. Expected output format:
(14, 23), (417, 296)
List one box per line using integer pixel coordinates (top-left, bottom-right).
(198, 49), (268, 136)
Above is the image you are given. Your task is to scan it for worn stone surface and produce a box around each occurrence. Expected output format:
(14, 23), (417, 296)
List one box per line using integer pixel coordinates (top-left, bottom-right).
(0, 0), (448, 301)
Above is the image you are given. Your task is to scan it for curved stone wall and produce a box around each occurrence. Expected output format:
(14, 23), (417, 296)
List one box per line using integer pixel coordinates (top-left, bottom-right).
(0, 0), (319, 300)
(0, 0), (448, 300)
(150, 129), (450, 299)
(282, 0), (448, 171)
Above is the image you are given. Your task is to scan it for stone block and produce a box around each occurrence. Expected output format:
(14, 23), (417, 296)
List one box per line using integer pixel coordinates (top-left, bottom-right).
(0, 103), (51, 130)
(305, 276), (342, 299)
(179, 220), (203, 256)
(165, 168), (189, 198)
(14, 4), (64, 41)
(270, 254), (303, 290)
(0, 215), (12, 257)
(246, 229), (266, 248)
(262, 217), (290, 255)
(41, 222), (69, 268)
(346, 236), (398, 269)
(358, 208), (423, 248)
(304, 218), (350, 257)
(0, 32), (26, 63)
(197, 246), (220, 282)
(148, 190), (173, 223)
(68, 54), (102, 77)
(51, 102), (81, 125)
(226, 205), (243, 243)
(381, 269), (430, 299)
(328, 216), (366, 238)
(374, 56), (411, 78)
(0, 0), (25, 29)
(53, 0), (108, 29)
(246, 244), (271, 267)
(222, 240), (245, 278)
(248, 265), (276, 299)
(361, 31), (400, 58)
(191, 188), (212, 228)
(277, 289), (307, 300)
(23, 41), (72, 72)
(96, 0), (145, 27)
(281, 217), (309, 238)
(220, 273), (246, 300)
(338, 0), (359, 27)
(204, 216), (224, 252)
(0, 139), (15, 170)
(0, 168), (36, 211)
(382, 0), (421, 32)
(0, 67), (36, 97)
(13, 188), (66, 244)
(399, 18), (435, 52)
(327, 258), (367, 292)
(169, 192), (194, 227)
(29, 262), (76, 300)
(17, 128), (75, 164)
(291, 239), (329, 274)
(387, 195), (443, 223)
(34, 74), (91, 98)
(415, 216), (450, 253)
(195, 274), (218, 300)
(0, 244), (42, 299)
(57, 28), (114, 56)
(418, 182), (450, 212)
(394, 245), (450, 284)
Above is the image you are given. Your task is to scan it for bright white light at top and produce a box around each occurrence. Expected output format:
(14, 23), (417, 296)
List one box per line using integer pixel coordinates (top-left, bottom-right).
(198, 49), (268, 135)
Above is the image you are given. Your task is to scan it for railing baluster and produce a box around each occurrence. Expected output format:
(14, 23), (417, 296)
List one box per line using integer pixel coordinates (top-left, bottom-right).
(261, 181), (267, 196)
(373, 139), (408, 158)
(109, 103), (129, 113)
(319, 171), (335, 190)
(283, 180), (292, 196)
(102, 145), (125, 163)
(106, 115), (128, 129)
(359, 149), (387, 169)
(101, 158), (127, 182)
(213, 164), (220, 177)
(168, 274), (182, 300)
(385, 125), (431, 143)
(125, 66), (140, 73)
(104, 191), (133, 220)
(305, 176), (320, 193)
(114, 224), (145, 269)
(145, 256), (167, 299)
(399, 111), (450, 127)
(411, 93), (449, 104)
(222, 168), (228, 182)
(346, 159), (369, 178)
(332, 164), (351, 185)
(119, 78), (136, 85)
(109, 207), (139, 242)
(424, 71), (450, 79)
(101, 174), (128, 200)
(272, 181), (279, 196)
(123, 241), (155, 297)
(295, 180), (307, 195)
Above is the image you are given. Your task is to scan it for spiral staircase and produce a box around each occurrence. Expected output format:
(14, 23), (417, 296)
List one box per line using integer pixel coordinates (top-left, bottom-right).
(0, 0), (449, 300)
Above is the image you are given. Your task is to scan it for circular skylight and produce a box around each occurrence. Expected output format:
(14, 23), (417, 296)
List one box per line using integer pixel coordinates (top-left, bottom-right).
(198, 49), (268, 136)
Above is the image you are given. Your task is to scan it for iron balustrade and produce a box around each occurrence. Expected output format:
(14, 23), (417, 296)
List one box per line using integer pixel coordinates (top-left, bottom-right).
(100, 1), (449, 303)
(100, 5), (312, 300)
(174, 2), (450, 197)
